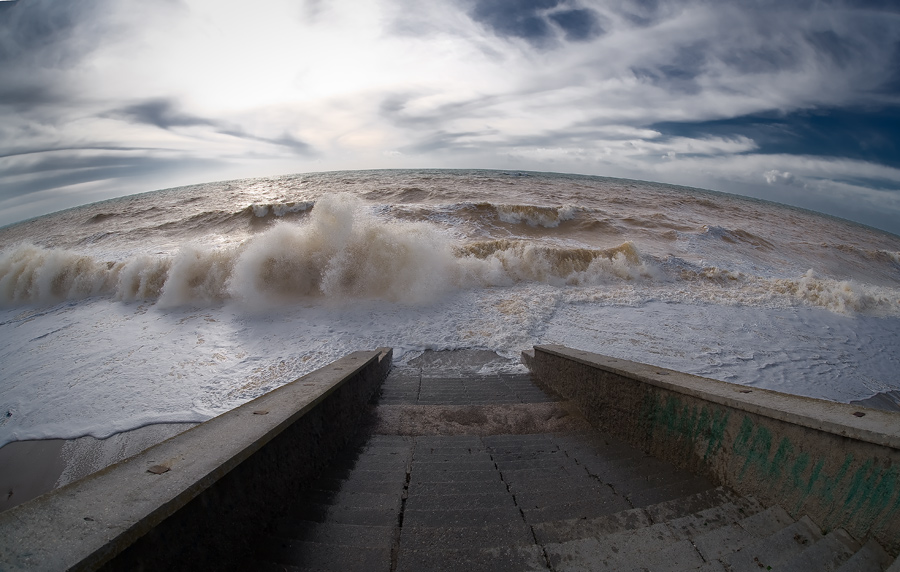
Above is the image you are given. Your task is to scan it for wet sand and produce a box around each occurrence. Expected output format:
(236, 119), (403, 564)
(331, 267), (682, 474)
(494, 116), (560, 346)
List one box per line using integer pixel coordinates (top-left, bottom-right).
(0, 422), (197, 513)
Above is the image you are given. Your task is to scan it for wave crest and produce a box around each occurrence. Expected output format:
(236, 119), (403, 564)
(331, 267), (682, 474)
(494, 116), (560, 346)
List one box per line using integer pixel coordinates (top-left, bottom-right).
(493, 204), (577, 228)
(772, 270), (900, 315)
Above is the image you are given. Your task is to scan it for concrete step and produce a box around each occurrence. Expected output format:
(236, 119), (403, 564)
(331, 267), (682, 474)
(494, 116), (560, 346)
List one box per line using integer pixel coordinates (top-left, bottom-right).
(644, 486), (746, 523)
(254, 536), (391, 572)
(665, 498), (766, 543)
(887, 554), (900, 572)
(532, 507), (652, 545)
(835, 539), (893, 572)
(778, 528), (861, 572)
(285, 501), (399, 526)
(536, 487), (770, 570)
(544, 521), (704, 571)
(691, 504), (794, 561)
(303, 489), (403, 511)
(396, 544), (547, 572)
(532, 486), (743, 544)
(268, 520), (394, 550)
(399, 521), (534, 551)
(721, 515), (823, 572)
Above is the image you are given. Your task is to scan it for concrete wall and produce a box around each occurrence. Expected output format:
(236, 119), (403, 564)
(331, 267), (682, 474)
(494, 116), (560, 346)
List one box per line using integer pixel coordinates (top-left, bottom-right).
(0, 348), (392, 572)
(526, 344), (900, 556)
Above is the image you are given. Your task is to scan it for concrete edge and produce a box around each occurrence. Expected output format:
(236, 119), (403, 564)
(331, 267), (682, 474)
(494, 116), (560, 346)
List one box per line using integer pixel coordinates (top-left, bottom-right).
(534, 344), (900, 450)
(0, 347), (393, 571)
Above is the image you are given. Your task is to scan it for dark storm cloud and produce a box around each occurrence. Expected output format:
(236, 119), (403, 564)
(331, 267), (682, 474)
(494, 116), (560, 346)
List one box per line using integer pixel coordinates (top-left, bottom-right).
(111, 99), (218, 130)
(466, 0), (604, 47)
(631, 42), (708, 94)
(110, 98), (314, 154)
(878, 41), (900, 97)
(548, 9), (603, 41)
(649, 107), (900, 169)
(0, 0), (107, 105)
(0, 151), (222, 201)
(613, 0), (673, 27)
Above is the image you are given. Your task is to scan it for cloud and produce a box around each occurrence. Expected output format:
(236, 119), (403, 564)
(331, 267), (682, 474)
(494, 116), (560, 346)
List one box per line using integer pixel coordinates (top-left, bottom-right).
(1, 0), (900, 235)
(111, 99), (218, 130)
(649, 107), (900, 169)
(465, 0), (604, 47)
(764, 169), (797, 186)
(109, 98), (315, 154)
(0, 0), (109, 106)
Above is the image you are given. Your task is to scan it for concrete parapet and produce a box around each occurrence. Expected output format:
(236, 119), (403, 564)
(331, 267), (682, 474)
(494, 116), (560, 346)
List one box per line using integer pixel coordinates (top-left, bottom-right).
(0, 348), (392, 571)
(526, 344), (900, 556)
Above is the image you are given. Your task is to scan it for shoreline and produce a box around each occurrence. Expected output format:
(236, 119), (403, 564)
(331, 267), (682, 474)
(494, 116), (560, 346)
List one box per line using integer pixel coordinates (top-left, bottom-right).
(0, 422), (197, 513)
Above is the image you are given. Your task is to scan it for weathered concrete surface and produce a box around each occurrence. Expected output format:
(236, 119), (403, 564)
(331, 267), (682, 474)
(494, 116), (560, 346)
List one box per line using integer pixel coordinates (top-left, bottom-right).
(248, 352), (721, 571)
(526, 344), (900, 556)
(0, 348), (392, 572)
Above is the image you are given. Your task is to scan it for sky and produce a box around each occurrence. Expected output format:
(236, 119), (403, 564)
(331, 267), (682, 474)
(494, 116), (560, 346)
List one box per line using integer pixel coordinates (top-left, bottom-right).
(1, 0), (899, 234)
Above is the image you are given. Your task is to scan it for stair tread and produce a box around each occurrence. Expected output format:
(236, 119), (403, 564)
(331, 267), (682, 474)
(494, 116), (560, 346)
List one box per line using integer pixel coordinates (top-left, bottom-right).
(268, 520), (394, 549)
(722, 515), (824, 572)
(778, 529), (861, 572)
(396, 544), (546, 572)
(666, 499), (766, 542)
(644, 486), (741, 523)
(399, 521), (534, 550)
(254, 537), (391, 572)
(692, 504), (795, 561)
(545, 524), (704, 571)
(835, 539), (895, 572)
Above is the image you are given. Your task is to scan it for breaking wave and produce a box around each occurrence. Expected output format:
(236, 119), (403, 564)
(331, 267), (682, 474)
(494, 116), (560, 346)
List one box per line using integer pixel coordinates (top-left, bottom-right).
(2, 194), (898, 316)
(676, 265), (900, 315)
(493, 204), (578, 228)
(430, 202), (580, 228)
(0, 197), (654, 307)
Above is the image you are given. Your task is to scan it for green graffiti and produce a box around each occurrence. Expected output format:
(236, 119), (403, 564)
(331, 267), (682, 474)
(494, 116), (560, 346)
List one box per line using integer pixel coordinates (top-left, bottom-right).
(789, 453), (811, 512)
(704, 409), (729, 460)
(844, 463), (900, 532)
(643, 392), (729, 462)
(769, 438), (793, 481)
(820, 455), (853, 505)
(790, 452), (810, 489)
(733, 417), (755, 458)
(845, 459), (876, 511)
(806, 458), (825, 497)
(638, 389), (897, 539)
(739, 424), (773, 479)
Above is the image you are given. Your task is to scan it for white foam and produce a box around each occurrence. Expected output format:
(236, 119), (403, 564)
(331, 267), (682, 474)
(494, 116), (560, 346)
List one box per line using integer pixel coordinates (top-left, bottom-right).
(496, 204), (578, 227)
(1, 176), (899, 449)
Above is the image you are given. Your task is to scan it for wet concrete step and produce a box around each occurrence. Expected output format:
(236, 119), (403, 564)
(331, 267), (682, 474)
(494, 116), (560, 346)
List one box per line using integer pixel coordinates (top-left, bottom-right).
(246, 356), (899, 572)
(778, 529), (861, 571)
(396, 544), (547, 572)
(691, 504), (795, 561)
(722, 515), (823, 572)
(541, 497), (789, 570)
(399, 521), (534, 551)
(254, 536), (391, 572)
(545, 521), (707, 571)
(834, 539), (894, 572)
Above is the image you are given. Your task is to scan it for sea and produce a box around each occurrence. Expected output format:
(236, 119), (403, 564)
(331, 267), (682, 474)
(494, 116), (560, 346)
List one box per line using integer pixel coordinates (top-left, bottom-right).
(1, 169), (899, 449)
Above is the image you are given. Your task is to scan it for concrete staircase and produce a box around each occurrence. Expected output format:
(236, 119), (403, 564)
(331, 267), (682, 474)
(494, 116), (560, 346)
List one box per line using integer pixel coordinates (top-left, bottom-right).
(246, 351), (899, 572)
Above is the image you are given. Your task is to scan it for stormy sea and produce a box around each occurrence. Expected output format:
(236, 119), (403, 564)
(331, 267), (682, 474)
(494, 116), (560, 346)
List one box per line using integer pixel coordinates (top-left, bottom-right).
(2, 169), (899, 450)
